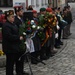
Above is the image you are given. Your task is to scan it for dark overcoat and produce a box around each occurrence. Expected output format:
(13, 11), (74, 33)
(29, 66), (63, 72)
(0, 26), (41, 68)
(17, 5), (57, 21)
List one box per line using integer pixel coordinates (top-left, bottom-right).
(14, 16), (23, 28)
(2, 20), (21, 53)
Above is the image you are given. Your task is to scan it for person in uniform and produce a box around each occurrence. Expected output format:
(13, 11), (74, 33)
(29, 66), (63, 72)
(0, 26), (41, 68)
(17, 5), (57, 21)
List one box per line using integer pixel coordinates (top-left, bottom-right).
(14, 7), (29, 75)
(66, 6), (72, 36)
(38, 8), (49, 60)
(30, 10), (41, 64)
(2, 10), (29, 75)
(46, 8), (58, 57)
(27, 5), (33, 10)
(14, 7), (24, 28)
(62, 8), (69, 39)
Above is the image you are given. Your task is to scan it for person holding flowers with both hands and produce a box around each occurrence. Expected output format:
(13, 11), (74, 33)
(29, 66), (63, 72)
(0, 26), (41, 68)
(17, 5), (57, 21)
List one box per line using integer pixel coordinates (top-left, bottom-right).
(46, 8), (58, 57)
(38, 8), (49, 60)
(14, 6), (29, 75)
(38, 8), (58, 60)
(30, 10), (41, 64)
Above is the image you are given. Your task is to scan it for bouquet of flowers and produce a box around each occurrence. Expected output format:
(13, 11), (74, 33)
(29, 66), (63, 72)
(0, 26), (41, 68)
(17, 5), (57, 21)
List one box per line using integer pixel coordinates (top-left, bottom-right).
(37, 12), (57, 46)
(19, 19), (40, 51)
(44, 12), (57, 29)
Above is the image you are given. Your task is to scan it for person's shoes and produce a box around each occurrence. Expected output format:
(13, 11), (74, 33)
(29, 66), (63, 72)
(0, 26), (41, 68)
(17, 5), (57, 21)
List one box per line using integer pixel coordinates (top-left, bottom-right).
(22, 71), (29, 75)
(40, 56), (48, 60)
(31, 60), (38, 64)
(59, 41), (63, 45)
(62, 37), (68, 39)
(16, 72), (29, 75)
(68, 33), (72, 36)
(55, 45), (61, 49)
(50, 49), (57, 54)
(70, 33), (72, 35)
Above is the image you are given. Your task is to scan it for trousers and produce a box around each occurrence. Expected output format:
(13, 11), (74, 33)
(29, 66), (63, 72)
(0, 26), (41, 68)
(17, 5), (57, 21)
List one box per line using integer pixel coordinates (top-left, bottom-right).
(6, 52), (25, 75)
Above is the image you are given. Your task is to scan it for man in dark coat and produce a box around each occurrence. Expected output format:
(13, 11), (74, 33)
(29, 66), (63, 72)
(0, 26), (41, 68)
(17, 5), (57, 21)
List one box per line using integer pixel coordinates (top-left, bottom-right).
(14, 7), (24, 28)
(38, 8), (49, 60)
(66, 6), (72, 35)
(14, 7), (29, 75)
(30, 10), (41, 64)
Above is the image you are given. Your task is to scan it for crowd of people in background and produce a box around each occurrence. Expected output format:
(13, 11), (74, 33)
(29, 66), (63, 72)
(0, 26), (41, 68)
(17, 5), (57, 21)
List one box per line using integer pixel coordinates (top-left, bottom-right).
(0, 5), (73, 75)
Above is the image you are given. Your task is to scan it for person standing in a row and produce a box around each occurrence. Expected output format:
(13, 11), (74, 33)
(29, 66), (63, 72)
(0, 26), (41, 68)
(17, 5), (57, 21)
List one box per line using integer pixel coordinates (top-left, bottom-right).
(14, 7), (24, 28)
(66, 6), (72, 36)
(2, 10), (29, 75)
(14, 7), (29, 75)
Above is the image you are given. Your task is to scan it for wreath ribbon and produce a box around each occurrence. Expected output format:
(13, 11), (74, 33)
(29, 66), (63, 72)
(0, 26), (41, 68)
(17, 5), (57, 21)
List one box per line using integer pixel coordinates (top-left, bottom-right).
(41, 30), (49, 46)
(41, 27), (52, 46)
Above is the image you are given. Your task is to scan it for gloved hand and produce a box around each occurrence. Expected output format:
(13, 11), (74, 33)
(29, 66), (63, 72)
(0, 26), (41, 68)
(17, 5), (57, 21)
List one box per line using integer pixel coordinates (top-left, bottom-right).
(55, 33), (58, 38)
(57, 25), (60, 30)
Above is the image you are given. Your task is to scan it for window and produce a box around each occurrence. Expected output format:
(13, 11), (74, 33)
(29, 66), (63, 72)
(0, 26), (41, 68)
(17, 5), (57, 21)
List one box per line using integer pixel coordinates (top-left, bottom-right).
(41, 0), (45, 6)
(45, 0), (48, 5)
(36, 0), (39, 7)
(31, 0), (35, 7)
(0, 0), (13, 7)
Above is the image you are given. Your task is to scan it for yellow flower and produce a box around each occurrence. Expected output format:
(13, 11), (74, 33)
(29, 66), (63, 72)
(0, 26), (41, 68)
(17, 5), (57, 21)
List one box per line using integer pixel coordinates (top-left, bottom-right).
(0, 50), (4, 56)
(54, 17), (57, 20)
(48, 20), (51, 22)
(43, 24), (47, 27)
(53, 22), (56, 25)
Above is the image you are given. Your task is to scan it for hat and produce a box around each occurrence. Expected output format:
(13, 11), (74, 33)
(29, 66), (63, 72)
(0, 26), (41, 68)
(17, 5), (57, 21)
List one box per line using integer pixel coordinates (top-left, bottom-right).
(46, 8), (52, 12)
(9, 10), (14, 15)
(32, 10), (37, 13)
(4, 10), (14, 18)
(14, 7), (23, 13)
(40, 8), (46, 12)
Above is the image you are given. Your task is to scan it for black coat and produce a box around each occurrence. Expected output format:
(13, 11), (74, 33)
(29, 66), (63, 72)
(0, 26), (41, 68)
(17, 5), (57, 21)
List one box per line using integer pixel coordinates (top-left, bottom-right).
(67, 11), (72, 24)
(2, 21), (21, 53)
(14, 16), (23, 28)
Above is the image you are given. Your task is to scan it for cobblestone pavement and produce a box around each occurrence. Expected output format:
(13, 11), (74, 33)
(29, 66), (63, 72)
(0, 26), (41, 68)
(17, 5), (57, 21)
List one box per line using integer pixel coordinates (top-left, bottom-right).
(23, 39), (75, 75)
(0, 39), (74, 75)
(1, 3), (75, 75)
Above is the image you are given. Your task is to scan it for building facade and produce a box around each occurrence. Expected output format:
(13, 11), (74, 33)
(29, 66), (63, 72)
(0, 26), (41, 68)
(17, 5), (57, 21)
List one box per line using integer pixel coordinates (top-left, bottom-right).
(0, 0), (67, 12)
(0, 0), (48, 12)
(48, 0), (66, 7)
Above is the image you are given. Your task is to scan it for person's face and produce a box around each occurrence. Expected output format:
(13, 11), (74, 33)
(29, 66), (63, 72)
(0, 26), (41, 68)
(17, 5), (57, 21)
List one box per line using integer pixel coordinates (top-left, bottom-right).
(64, 10), (67, 14)
(19, 10), (23, 17)
(29, 5), (32, 8)
(41, 11), (46, 15)
(55, 9), (58, 13)
(66, 8), (69, 12)
(33, 13), (37, 18)
(43, 11), (46, 14)
(7, 15), (14, 23)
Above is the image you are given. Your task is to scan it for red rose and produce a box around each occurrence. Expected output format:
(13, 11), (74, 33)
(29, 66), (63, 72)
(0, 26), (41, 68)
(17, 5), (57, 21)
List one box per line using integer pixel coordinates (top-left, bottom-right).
(34, 21), (38, 25)
(27, 21), (31, 25)
(27, 27), (31, 30)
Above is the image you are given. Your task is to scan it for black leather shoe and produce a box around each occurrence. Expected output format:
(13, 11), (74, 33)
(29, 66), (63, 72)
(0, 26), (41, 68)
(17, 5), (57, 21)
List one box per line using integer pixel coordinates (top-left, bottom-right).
(22, 72), (29, 75)
(16, 72), (29, 75)
(31, 60), (38, 64)
(62, 37), (68, 39)
(68, 33), (72, 36)
(40, 56), (48, 60)
(59, 41), (63, 45)
(55, 45), (61, 49)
